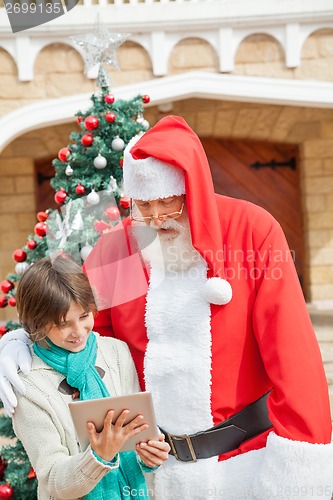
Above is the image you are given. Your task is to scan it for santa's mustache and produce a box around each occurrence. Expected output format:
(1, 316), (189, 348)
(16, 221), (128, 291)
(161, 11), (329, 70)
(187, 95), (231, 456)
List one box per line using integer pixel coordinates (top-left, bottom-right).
(150, 217), (187, 233)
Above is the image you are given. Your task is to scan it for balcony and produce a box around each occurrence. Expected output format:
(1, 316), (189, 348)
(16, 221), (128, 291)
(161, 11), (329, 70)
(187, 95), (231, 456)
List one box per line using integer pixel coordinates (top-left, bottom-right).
(0, 0), (332, 81)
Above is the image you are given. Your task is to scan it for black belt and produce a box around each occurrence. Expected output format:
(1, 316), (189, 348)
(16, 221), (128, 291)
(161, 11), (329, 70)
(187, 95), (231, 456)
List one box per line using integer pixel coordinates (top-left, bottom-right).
(160, 391), (272, 462)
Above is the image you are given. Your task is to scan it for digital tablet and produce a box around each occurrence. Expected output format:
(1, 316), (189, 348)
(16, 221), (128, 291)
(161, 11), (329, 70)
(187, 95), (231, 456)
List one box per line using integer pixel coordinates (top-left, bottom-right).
(68, 391), (159, 452)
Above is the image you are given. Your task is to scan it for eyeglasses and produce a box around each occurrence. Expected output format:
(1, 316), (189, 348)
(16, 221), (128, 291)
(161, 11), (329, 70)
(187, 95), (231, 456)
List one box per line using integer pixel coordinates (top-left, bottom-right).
(130, 200), (184, 223)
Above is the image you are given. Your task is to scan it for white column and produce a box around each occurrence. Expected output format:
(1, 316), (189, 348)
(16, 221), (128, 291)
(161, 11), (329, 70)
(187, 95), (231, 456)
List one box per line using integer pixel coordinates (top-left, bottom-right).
(285, 22), (301, 68)
(151, 31), (168, 76)
(219, 27), (235, 73)
(15, 36), (34, 81)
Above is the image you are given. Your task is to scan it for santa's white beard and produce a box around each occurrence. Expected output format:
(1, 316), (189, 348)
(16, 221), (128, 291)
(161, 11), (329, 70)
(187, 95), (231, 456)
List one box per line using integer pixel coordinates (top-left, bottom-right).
(132, 213), (203, 273)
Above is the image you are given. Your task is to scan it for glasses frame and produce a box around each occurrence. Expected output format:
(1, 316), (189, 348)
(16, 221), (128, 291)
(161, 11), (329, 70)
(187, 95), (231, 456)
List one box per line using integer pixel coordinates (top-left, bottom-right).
(130, 199), (184, 223)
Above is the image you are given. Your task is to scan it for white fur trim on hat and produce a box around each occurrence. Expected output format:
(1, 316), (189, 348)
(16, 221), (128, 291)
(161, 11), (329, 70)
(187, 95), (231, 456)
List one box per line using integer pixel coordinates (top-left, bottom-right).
(123, 134), (186, 201)
(202, 277), (232, 305)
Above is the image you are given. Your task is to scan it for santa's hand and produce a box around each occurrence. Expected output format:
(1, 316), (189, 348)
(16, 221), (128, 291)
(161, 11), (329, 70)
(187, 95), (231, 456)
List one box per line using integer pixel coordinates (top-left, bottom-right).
(136, 434), (170, 468)
(0, 329), (32, 416)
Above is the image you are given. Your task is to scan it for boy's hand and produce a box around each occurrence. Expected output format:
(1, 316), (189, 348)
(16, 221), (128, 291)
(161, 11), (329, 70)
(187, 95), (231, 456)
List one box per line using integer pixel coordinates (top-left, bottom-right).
(136, 434), (170, 468)
(87, 409), (148, 462)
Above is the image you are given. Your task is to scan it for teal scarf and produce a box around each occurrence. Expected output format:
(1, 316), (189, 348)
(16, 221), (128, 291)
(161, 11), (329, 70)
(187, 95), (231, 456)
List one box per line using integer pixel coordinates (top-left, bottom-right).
(34, 333), (149, 500)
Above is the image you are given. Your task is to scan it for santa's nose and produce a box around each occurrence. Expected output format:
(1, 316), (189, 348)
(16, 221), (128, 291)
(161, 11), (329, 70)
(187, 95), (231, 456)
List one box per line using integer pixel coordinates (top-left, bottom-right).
(151, 217), (163, 228)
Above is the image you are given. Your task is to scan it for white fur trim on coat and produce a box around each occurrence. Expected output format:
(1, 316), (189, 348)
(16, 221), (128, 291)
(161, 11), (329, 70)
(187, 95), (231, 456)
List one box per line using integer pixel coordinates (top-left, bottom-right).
(123, 134), (186, 201)
(252, 432), (333, 499)
(144, 258), (217, 498)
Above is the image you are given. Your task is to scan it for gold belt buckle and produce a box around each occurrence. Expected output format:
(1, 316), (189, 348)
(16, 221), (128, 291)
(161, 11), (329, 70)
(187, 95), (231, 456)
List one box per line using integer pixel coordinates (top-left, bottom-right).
(167, 433), (197, 462)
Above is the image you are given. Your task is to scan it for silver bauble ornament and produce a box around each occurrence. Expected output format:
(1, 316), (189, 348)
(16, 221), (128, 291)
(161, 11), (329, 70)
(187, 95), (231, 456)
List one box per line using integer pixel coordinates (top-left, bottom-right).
(65, 165), (73, 176)
(108, 175), (118, 192)
(87, 189), (100, 205)
(15, 261), (29, 275)
(111, 136), (125, 151)
(142, 119), (150, 131)
(93, 154), (107, 169)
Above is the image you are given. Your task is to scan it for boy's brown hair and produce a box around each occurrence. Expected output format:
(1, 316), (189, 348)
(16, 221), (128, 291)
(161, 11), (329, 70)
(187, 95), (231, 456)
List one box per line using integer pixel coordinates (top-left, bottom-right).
(16, 256), (97, 345)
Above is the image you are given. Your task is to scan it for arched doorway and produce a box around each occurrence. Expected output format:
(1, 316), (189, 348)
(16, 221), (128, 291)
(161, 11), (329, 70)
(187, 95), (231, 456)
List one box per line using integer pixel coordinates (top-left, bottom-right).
(201, 138), (305, 296)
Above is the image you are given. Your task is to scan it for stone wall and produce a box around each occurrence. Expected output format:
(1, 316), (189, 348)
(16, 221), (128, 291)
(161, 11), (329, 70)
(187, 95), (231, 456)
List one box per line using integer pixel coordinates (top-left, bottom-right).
(0, 145), (35, 324)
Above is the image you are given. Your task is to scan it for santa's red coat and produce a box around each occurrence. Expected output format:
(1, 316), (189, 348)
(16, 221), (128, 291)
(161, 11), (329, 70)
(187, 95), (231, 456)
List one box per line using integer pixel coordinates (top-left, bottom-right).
(85, 193), (332, 461)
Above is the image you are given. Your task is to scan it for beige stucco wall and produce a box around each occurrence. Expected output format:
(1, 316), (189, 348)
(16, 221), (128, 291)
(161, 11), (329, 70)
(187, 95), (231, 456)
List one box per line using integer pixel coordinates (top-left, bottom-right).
(0, 29), (333, 324)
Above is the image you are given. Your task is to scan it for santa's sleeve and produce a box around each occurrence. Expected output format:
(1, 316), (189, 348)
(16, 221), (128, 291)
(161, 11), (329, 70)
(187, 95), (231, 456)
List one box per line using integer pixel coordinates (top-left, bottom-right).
(83, 232), (114, 338)
(251, 217), (333, 499)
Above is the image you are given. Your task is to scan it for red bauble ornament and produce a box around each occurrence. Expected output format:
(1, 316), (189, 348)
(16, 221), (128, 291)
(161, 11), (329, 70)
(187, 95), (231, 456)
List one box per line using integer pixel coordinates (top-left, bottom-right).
(27, 467), (36, 479)
(0, 326), (8, 336)
(34, 222), (48, 237)
(1, 280), (14, 294)
(54, 189), (68, 205)
(104, 94), (115, 104)
(106, 206), (120, 221)
(105, 112), (116, 123)
(13, 249), (27, 262)
(75, 183), (85, 195)
(77, 116), (83, 125)
(119, 158), (124, 167)
(119, 196), (131, 209)
(84, 115), (99, 131)
(27, 239), (37, 250)
(8, 297), (16, 307)
(0, 296), (7, 308)
(37, 211), (48, 222)
(0, 483), (14, 499)
(81, 134), (94, 146)
(142, 95), (150, 104)
(58, 147), (71, 162)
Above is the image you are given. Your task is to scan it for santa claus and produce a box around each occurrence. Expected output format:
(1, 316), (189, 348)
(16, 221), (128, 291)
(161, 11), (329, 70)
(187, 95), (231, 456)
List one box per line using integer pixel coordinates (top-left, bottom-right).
(0, 116), (332, 499)
(84, 115), (333, 499)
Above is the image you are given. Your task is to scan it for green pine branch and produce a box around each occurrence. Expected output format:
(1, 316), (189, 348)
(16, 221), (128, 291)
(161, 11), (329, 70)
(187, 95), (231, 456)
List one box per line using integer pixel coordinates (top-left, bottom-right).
(0, 414), (15, 439)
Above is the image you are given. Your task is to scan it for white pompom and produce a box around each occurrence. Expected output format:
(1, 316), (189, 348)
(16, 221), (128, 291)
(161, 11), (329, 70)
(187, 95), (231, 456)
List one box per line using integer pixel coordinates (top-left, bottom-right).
(203, 277), (232, 305)
(80, 243), (93, 261)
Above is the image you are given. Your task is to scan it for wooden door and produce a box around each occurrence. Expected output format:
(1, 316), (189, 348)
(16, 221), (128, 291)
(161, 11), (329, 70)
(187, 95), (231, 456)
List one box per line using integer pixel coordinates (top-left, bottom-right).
(201, 138), (305, 296)
(35, 157), (58, 212)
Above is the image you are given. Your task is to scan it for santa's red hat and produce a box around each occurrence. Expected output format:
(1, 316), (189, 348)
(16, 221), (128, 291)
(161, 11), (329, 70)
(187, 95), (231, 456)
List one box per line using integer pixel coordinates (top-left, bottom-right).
(123, 115), (232, 305)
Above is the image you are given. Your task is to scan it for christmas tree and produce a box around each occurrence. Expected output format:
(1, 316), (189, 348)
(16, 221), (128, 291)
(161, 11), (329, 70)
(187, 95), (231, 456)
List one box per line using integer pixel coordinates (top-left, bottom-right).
(0, 86), (151, 498)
